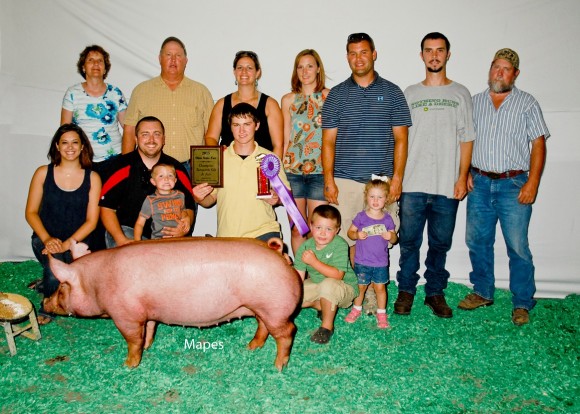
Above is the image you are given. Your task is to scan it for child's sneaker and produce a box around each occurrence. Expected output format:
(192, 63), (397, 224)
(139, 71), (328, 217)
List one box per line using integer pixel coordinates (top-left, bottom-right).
(344, 308), (362, 323)
(376, 313), (390, 329)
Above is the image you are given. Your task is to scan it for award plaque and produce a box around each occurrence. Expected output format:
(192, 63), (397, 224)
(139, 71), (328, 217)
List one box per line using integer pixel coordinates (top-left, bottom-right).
(190, 146), (223, 187)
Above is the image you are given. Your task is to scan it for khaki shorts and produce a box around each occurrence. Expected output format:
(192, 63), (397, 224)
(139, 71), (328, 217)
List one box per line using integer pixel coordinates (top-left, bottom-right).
(303, 278), (356, 311)
(334, 178), (400, 246)
(335, 178), (366, 246)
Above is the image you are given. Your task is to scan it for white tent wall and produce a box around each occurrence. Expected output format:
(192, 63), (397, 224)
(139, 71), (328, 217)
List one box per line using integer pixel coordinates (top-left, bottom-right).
(1, 0), (579, 297)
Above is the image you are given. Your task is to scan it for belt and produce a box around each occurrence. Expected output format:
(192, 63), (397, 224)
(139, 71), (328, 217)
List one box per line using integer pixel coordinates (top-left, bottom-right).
(471, 167), (525, 180)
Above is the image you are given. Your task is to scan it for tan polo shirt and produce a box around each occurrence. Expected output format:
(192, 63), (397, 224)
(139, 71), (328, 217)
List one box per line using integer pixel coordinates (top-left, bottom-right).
(125, 76), (214, 162)
(213, 144), (290, 238)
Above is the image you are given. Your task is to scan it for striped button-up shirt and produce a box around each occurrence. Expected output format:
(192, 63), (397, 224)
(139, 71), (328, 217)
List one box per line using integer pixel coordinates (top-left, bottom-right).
(472, 86), (550, 172)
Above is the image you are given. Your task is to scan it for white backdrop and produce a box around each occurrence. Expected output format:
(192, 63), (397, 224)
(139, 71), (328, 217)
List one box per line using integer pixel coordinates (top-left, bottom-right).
(1, 0), (579, 297)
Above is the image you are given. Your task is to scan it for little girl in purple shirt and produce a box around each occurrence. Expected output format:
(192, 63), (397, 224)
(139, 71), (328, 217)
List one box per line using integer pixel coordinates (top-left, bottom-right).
(344, 178), (397, 329)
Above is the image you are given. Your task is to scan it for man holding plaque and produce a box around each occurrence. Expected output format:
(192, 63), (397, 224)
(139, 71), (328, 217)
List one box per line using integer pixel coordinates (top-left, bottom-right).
(100, 116), (195, 247)
(193, 103), (290, 241)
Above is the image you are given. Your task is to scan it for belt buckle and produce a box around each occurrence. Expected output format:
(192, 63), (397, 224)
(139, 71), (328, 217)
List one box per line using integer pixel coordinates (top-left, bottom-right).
(487, 171), (501, 179)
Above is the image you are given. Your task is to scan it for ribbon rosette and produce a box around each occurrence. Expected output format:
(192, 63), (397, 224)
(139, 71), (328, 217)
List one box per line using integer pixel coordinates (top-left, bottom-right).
(260, 154), (309, 236)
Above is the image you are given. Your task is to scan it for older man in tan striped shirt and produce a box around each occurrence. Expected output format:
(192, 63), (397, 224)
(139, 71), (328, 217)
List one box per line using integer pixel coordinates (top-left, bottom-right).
(122, 37), (214, 167)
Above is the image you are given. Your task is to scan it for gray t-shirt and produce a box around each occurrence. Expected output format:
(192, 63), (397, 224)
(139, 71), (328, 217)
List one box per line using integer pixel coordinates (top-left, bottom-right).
(403, 81), (475, 198)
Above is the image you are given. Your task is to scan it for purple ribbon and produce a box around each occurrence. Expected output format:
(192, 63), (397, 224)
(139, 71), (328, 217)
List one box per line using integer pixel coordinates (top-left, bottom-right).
(260, 154), (309, 236)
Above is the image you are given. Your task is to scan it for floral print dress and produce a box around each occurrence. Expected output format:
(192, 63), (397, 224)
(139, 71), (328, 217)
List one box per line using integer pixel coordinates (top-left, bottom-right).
(284, 92), (325, 175)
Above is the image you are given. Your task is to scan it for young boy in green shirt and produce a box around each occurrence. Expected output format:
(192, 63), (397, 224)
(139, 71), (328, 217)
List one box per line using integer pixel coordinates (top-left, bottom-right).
(293, 205), (358, 344)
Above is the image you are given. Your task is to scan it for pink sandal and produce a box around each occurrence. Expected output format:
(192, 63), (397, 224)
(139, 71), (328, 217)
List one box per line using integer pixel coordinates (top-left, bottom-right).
(345, 308), (362, 323)
(376, 313), (390, 329)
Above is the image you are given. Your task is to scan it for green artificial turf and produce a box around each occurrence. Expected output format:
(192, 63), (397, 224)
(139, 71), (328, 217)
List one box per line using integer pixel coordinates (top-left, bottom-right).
(1, 261), (578, 413)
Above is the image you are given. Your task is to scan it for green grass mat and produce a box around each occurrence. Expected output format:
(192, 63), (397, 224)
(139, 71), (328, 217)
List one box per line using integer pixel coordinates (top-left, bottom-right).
(1, 261), (578, 413)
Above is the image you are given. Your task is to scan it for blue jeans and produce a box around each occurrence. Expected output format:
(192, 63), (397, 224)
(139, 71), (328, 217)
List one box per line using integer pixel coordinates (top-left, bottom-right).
(396, 192), (459, 297)
(466, 172), (535, 310)
(31, 235), (73, 312)
(105, 226), (148, 248)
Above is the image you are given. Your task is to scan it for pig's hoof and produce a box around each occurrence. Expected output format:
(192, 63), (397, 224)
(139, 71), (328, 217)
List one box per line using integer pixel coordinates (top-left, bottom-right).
(124, 358), (141, 368)
(247, 339), (265, 351)
(274, 358), (289, 372)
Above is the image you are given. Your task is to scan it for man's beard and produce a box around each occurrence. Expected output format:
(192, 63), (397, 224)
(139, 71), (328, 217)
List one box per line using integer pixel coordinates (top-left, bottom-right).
(427, 60), (444, 73)
(427, 66), (444, 73)
(488, 77), (515, 93)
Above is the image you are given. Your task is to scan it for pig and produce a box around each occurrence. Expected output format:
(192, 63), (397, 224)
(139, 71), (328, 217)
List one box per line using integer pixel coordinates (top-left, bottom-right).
(43, 237), (302, 371)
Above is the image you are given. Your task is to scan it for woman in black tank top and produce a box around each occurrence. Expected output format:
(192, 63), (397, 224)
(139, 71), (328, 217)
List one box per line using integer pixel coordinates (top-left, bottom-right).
(204, 51), (284, 160)
(25, 124), (102, 324)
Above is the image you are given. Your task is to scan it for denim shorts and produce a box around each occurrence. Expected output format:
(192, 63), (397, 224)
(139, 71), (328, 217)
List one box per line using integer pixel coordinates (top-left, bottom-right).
(354, 264), (389, 285)
(286, 173), (325, 201)
(255, 231), (282, 242)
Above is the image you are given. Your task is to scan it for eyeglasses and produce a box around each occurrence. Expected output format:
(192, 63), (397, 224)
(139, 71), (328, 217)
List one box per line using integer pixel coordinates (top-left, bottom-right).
(347, 33), (372, 43)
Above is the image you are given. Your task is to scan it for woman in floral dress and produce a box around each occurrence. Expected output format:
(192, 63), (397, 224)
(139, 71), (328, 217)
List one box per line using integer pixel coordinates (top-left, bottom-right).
(281, 49), (330, 254)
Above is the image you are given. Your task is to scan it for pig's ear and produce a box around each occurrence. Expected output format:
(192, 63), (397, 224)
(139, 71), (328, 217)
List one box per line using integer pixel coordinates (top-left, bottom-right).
(267, 237), (284, 255)
(48, 255), (78, 284)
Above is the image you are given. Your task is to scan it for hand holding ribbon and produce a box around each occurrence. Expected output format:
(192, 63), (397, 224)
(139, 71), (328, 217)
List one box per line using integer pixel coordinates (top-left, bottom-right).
(260, 154), (310, 236)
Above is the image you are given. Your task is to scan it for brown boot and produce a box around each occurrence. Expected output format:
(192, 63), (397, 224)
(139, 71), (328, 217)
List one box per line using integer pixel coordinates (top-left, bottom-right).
(512, 308), (529, 326)
(424, 295), (453, 318)
(458, 293), (494, 310)
(394, 291), (414, 315)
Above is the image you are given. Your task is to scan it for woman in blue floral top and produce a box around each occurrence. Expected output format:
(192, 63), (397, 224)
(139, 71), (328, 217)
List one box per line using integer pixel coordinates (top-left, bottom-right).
(281, 49), (330, 255)
(61, 45), (127, 172)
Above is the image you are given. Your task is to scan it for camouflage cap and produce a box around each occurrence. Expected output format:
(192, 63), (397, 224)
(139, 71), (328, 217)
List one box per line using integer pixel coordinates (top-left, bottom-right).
(493, 48), (519, 70)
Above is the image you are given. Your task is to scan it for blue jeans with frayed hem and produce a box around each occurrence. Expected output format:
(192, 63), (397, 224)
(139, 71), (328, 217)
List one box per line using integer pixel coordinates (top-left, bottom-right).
(466, 172), (536, 310)
(396, 192), (459, 297)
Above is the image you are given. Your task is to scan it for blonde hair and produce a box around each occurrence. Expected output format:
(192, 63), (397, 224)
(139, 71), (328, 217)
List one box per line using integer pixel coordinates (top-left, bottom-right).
(150, 163), (176, 178)
(363, 179), (390, 209)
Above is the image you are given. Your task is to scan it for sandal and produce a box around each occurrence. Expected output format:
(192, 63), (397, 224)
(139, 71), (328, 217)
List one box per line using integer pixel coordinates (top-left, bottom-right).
(37, 312), (55, 325)
(27, 278), (42, 290)
(310, 327), (334, 344)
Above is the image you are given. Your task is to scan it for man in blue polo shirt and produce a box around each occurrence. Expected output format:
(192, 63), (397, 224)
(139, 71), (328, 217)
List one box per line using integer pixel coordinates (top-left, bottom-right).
(322, 32), (411, 314)
(458, 48), (550, 326)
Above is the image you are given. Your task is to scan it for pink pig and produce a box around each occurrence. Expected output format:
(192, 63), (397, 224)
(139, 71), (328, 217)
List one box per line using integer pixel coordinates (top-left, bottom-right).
(43, 237), (302, 371)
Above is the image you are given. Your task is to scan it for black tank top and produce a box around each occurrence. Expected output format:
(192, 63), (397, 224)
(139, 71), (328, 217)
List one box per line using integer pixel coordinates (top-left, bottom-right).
(38, 164), (91, 241)
(219, 93), (273, 151)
